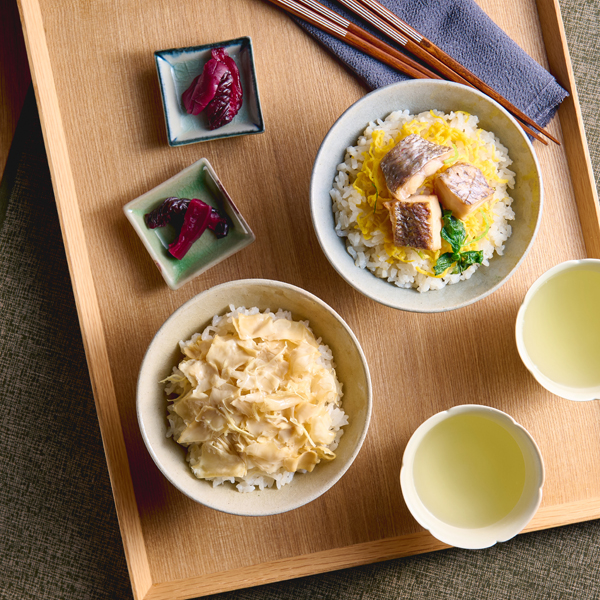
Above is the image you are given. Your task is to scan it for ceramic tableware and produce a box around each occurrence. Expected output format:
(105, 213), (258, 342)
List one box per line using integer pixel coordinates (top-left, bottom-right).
(155, 37), (265, 146)
(400, 404), (544, 549)
(137, 279), (372, 516)
(310, 80), (543, 312)
(123, 158), (255, 289)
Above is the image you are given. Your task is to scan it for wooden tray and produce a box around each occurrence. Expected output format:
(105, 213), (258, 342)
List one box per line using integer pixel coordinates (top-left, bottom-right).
(17, 0), (600, 598)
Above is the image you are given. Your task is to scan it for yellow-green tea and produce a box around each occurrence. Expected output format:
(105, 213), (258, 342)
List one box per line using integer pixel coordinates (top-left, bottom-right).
(413, 414), (525, 529)
(522, 268), (600, 389)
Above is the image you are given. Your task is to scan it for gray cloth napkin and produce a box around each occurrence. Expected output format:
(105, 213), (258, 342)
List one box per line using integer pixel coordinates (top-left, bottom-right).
(295, 0), (568, 127)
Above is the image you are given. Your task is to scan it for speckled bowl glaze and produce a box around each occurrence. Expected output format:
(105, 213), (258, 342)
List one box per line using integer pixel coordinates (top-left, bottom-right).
(155, 37), (264, 146)
(310, 80), (543, 313)
(123, 158), (255, 290)
(400, 404), (544, 549)
(137, 279), (372, 516)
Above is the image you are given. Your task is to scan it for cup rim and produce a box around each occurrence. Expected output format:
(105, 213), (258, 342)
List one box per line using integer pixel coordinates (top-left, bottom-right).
(400, 404), (545, 549)
(515, 259), (600, 401)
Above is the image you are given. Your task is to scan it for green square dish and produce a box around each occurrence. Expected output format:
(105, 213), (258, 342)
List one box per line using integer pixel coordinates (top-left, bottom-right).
(123, 158), (255, 289)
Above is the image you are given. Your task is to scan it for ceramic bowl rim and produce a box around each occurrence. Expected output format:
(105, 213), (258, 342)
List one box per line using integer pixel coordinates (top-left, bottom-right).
(515, 258), (600, 401)
(310, 79), (544, 313)
(400, 404), (545, 549)
(136, 278), (373, 516)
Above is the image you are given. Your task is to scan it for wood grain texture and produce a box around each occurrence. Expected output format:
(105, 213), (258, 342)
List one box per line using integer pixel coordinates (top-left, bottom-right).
(340, 0), (472, 84)
(265, 0), (437, 79)
(15, 0), (600, 599)
(15, 1), (153, 599)
(344, 24), (441, 79)
(536, 0), (600, 258)
(138, 497), (600, 600)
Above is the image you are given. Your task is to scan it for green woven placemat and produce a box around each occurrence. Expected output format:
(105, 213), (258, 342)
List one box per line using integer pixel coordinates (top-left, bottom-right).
(1, 2), (599, 599)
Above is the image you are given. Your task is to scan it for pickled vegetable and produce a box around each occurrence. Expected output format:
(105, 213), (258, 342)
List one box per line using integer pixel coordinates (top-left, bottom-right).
(168, 199), (212, 260)
(145, 197), (189, 229)
(144, 196), (230, 260)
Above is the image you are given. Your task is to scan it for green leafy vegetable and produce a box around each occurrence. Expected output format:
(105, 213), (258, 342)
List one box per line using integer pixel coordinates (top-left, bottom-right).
(433, 252), (457, 275)
(440, 209), (466, 253)
(433, 209), (484, 276)
(443, 143), (458, 165)
(460, 251), (484, 267)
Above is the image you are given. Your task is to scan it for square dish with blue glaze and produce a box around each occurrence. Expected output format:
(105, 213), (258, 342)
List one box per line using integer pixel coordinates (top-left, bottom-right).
(155, 37), (264, 146)
(123, 158), (255, 289)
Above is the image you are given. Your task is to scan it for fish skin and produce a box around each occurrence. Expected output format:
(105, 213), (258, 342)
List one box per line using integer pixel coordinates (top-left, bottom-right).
(381, 134), (453, 200)
(434, 163), (494, 219)
(383, 194), (442, 251)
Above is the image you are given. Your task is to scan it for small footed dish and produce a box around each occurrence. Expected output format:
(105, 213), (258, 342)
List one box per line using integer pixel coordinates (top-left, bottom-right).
(155, 36), (265, 146)
(123, 158), (255, 289)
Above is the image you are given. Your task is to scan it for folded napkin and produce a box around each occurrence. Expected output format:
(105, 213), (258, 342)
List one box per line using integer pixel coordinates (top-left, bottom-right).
(295, 0), (567, 127)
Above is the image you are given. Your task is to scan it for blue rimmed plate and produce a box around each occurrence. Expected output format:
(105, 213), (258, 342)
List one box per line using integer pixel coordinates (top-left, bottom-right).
(155, 37), (264, 146)
(123, 158), (255, 289)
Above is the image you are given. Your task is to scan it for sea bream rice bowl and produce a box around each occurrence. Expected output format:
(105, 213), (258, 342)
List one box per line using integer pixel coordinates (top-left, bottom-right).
(330, 110), (516, 293)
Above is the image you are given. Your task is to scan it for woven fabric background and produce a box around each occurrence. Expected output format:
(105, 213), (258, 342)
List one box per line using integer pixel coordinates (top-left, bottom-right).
(1, 1), (599, 599)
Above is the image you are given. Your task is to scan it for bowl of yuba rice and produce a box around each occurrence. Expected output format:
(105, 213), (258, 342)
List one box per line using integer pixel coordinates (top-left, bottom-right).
(310, 80), (543, 312)
(137, 279), (372, 516)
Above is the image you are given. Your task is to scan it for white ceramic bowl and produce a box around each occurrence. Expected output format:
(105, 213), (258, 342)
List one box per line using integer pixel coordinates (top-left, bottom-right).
(310, 80), (543, 312)
(137, 279), (372, 516)
(400, 405), (544, 549)
(516, 259), (600, 401)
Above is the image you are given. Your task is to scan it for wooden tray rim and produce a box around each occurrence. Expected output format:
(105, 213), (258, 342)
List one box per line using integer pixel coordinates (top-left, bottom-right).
(15, 0), (600, 598)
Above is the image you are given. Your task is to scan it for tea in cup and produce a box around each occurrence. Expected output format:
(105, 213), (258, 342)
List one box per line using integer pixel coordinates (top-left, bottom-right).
(400, 405), (544, 549)
(516, 259), (600, 401)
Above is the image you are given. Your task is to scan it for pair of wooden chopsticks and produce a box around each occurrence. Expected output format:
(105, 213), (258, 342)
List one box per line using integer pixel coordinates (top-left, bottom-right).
(265, 0), (558, 145)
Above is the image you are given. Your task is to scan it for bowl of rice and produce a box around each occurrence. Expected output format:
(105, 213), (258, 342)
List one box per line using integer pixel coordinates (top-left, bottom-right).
(137, 279), (372, 516)
(311, 80), (543, 312)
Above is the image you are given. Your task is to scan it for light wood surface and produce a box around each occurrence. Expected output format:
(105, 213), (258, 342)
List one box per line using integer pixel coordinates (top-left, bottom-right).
(15, 0), (600, 599)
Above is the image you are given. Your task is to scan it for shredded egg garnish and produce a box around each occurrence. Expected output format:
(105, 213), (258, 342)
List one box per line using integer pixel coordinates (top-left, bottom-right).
(353, 111), (505, 277)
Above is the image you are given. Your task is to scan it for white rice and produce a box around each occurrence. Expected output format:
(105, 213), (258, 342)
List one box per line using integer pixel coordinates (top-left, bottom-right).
(330, 110), (516, 292)
(166, 305), (348, 493)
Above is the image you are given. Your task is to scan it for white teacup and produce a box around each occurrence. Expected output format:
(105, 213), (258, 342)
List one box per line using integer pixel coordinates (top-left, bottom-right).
(516, 259), (600, 401)
(400, 405), (544, 550)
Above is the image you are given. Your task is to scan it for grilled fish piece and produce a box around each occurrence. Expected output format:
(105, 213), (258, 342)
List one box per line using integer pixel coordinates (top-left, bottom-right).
(434, 163), (494, 218)
(383, 195), (442, 251)
(380, 134), (453, 200)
